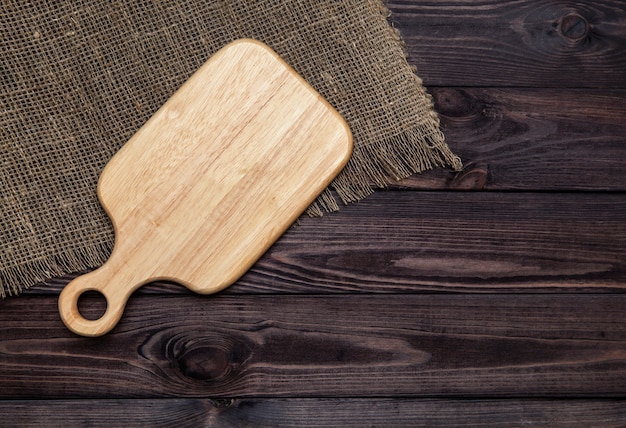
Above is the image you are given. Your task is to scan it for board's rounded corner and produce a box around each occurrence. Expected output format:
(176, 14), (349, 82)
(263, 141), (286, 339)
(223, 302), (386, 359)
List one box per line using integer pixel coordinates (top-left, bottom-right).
(326, 111), (354, 174)
(217, 38), (276, 60)
(339, 118), (354, 165)
(226, 38), (272, 50)
(172, 273), (242, 297)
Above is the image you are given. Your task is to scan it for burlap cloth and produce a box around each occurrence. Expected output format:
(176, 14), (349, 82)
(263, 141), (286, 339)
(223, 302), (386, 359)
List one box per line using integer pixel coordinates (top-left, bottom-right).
(0, 0), (461, 297)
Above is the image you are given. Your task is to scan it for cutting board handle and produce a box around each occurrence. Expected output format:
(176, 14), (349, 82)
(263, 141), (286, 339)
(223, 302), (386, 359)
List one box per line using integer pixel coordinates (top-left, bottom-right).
(58, 260), (135, 337)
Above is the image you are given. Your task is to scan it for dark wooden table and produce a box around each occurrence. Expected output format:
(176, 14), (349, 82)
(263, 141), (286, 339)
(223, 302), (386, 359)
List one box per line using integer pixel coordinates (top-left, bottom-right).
(2, 1), (625, 426)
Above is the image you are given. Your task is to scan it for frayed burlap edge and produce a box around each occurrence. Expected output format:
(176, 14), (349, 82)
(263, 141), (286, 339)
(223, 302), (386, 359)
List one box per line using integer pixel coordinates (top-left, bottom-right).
(0, 241), (113, 298)
(306, 125), (462, 216)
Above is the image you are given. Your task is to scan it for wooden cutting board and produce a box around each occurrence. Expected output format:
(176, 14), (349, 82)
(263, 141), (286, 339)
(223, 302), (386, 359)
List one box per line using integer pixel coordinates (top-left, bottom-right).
(58, 39), (352, 337)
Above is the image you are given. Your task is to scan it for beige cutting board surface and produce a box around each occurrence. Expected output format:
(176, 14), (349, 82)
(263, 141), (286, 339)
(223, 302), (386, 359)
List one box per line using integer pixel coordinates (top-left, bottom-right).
(58, 39), (352, 337)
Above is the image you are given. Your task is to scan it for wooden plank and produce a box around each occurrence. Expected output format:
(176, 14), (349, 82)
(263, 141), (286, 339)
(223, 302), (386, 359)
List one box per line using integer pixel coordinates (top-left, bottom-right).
(389, 0), (626, 88)
(28, 191), (626, 295)
(400, 88), (626, 191)
(1, 294), (625, 398)
(2, 398), (626, 427)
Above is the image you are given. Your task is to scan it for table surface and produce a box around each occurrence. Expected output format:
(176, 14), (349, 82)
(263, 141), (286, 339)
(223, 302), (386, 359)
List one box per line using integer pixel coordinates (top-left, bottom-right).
(2, 1), (625, 426)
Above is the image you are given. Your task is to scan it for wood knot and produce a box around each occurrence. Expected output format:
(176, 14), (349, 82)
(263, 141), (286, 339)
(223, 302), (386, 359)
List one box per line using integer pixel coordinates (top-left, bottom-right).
(210, 398), (236, 409)
(559, 13), (589, 41)
(178, 346), (230, 380)
(432, 88), (479, 118)
(450, 163), (488, 190)
(175, 338), (251, 381)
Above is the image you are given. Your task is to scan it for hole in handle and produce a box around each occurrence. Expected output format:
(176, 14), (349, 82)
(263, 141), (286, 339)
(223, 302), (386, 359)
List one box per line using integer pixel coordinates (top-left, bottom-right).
(59, 272), (129, 337)
(77, 290), (108, 321)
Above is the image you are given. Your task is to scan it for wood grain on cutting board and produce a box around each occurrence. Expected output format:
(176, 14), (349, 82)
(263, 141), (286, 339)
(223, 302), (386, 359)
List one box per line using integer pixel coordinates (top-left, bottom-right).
(58, 39), (352, 337)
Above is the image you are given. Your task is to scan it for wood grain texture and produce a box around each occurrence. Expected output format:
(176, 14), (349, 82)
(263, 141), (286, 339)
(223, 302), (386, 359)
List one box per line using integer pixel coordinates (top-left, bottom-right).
(388, 0), (626, 88)
(57, 39), (351, 336)
(1, 294), (625, 398)
(2, 398), (626, 427)
(29, 191), (626, 295)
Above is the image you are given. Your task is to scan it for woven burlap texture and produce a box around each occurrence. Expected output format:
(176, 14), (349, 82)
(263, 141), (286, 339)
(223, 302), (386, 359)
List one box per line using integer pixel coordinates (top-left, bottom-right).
(0, 0), (461, 297)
